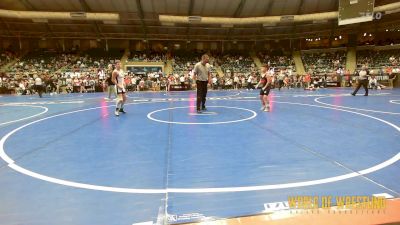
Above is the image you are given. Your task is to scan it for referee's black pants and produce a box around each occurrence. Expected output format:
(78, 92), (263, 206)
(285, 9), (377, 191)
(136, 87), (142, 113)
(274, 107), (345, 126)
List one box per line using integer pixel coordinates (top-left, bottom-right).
(352, 79), (368, 96)
(196, 80), (208, 110)
(35, 85), (43, 98)
(278, 80), (284, 90)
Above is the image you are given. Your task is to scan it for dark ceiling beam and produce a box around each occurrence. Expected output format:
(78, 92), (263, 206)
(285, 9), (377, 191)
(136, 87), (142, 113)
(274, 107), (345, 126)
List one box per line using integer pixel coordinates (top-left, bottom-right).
(260, 0), (275, 36)
(0, 28), (341, 41)
(296, 0), (305, 15)
(233, 0), (246, 17)
(2, 16), (396, 41)
(188, 0), (195, 16)
(79, 0), (91, 11)
(227, 0), (247, 40)
(78, 0), (103, 39)
(328, 0), (340, 47)
(93, 23), (103, 38)
(4, 21), (262, 30)
(334, 0), (339, 10)
(4, 29), (341, 36)
(289, 0), (306, 40)
(19, 0), (37, 10)
(0, 19), (13, 36)
(265, 0), (274, 16)
(135, 0), (147, 38)
(186, 0), (195, 39)
(18, 0), (54, 36)
(44, 23), (54, 37)
(7, 16), (399, 32)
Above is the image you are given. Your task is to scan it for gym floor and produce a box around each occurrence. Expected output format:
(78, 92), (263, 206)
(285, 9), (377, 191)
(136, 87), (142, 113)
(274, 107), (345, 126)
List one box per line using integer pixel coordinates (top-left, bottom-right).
(0, 88), (399, 225)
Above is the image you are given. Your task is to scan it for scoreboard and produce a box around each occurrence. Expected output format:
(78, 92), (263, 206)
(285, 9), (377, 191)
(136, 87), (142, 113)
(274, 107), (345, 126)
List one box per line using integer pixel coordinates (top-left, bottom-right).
(338, 0), (375, 26)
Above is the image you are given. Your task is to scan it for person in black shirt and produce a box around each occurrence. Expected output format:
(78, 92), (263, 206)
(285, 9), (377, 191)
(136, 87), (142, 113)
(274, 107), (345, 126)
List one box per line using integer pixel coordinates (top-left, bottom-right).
(105, 64), (117, 100)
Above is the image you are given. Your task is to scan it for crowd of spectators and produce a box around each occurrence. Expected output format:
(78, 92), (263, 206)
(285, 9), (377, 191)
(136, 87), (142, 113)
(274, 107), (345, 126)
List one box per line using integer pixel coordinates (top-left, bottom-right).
(257, 51), (296, 74)
(357, 49), (400, 70)
(1, 47), (399, 95)
(0, 50), (17, 68)
(216, 52), (255, 75)
(302, 51), (346, 75)
(127, 51), (166, 62)
(0, 49), (122, 94)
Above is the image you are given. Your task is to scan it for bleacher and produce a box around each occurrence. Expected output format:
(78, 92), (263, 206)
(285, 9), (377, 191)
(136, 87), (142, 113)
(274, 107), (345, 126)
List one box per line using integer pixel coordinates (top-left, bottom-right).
(357, 49), (400, 69)
(302, 51), (346, 75)
(2, 46), (400, 95)
(172, 54), (199, 75)
(127, 51), (166, 62)
(216, 52), (255, 75)
(258, 51), (296, 73)
(0, 50), (17, 68)
(356, 49), (400, 87)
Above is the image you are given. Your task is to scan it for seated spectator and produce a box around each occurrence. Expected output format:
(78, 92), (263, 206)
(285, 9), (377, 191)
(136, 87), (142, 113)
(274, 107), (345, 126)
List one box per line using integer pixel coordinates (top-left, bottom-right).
(302, 51), (346, 76)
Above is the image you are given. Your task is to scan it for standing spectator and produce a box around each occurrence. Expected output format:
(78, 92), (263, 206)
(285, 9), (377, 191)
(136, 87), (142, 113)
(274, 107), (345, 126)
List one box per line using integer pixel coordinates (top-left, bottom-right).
(98, 68), (105, 80)
(247, 74), (254, 90)
(277, 70), (285, 91)
(180, 75), (185, 90)
(233, 75), (239, 90)
(345, 69), (351, 87)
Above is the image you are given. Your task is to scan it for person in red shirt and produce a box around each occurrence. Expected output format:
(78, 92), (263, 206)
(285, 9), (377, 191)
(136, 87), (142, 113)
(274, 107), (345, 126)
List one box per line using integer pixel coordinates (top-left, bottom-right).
(304, 73), (311, 89)
(345, 69), (351, 87)
(124, 76), (131, 91)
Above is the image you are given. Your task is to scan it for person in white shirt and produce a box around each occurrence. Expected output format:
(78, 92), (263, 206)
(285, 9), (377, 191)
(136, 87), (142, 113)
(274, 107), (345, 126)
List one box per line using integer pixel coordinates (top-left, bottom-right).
(180, 76), (185, 90)
(131, 76), (137, 91)
(369, 75), (378, 89)
(247, 75), (253, 90)
(351, 67), (368, 96)
(98, 69), (105, 80)
(112, 61), (127, 116)
(193, 54), (211, 112)
(212, 76), (218, 89)
(277, 70), (285, 91)
(18, 81), (26, 95)
(233, 75), (239, 90)
(34, 75), (44, 98)
(66, 76), (72, 85)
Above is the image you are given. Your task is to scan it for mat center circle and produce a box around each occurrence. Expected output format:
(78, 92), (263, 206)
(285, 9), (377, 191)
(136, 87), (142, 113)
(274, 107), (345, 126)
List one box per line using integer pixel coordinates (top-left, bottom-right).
(147, 106), (257, 125)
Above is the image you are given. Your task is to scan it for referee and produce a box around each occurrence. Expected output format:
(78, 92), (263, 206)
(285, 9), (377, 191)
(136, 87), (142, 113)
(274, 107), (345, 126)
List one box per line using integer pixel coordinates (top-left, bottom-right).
(34, 75), (44, 98)
(194, 54), (211, 113)
(351, 66), (368, 96)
